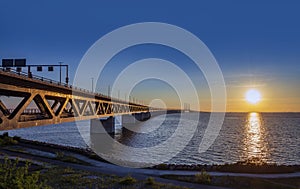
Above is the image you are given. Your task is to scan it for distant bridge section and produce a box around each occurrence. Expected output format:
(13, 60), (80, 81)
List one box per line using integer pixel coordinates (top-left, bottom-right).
(0, 69), (150, 130)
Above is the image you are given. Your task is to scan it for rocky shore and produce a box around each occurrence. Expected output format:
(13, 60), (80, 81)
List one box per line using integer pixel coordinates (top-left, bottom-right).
(4, 133), (299, 174)
(1, 133), (300, 189)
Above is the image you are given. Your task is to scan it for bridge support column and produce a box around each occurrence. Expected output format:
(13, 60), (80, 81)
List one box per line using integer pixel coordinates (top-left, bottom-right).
(122, 114), (136, 127)
(122, 112), (151, 127)
(134, 112), (151, 121)
(90, 116), (115, 134)
(149, 111), (167, 117)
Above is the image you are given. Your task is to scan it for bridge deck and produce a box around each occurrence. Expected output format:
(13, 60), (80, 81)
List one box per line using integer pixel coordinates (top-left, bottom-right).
(0, 69), (150, 130)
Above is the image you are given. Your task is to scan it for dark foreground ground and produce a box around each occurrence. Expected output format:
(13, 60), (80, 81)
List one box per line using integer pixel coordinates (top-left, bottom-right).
(0, 133), (299, 189)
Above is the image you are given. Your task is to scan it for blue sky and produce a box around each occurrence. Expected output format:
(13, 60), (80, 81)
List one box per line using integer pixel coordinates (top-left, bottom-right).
(1, 0), (299, 111)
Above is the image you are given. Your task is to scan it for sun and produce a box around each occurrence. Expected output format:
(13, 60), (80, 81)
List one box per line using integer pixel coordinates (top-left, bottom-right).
(245, 89), (261, 104)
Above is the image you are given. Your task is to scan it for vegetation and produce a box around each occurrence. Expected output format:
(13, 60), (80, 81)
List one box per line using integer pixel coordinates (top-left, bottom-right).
(162, 174), (300, 189)
(213, 157), (298, 173)
(0, 157), (48, 189)
(195, 169), (211, 184)
(156, 163), (169, 170)
(40, 167), (187, 189)
(0, 132), (18, 146)
(55, 151), (90, 165)
(0, 158), (188, 189)
(212, 176), (300, 189)
(145, 177), (155, 185)
(153, 157), (300, 174)
(118, 175), (137, 185)
(40, 167), (114, 189)
(1, 136), (298, 188)
(162, 169), (211, 185)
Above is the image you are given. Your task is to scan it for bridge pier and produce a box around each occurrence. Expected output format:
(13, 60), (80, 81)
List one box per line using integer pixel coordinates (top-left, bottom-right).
(122, 114), (136, 128)
(122, 112), (151, 127)
(90, 112), (151, 135)
(90, 116), (115, 134)
(134, 112), (151, 121)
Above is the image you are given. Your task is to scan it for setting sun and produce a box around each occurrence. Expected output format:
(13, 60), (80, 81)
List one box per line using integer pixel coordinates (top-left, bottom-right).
(245, 89), (261, 104)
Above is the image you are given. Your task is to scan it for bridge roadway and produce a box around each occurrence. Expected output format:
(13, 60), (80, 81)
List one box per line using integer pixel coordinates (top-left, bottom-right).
(0, 69), (151, 130)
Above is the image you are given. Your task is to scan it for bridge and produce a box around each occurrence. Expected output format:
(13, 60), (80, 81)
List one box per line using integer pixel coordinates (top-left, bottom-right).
(0, 68), (161, 132)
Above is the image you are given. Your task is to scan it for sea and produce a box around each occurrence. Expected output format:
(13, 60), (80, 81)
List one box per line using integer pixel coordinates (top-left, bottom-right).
(2, 112), (299, 165)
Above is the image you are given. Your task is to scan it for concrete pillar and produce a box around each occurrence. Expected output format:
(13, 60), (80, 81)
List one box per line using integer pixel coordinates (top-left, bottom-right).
(122, 114), (136, 127)
(134, 113), (143, 121)
(150, 110), (166, 117)
(134, 112), (151, 121)
(122, 112), (151, 128)
(144, 112), (151, 120)
(90, 116), (115, 134)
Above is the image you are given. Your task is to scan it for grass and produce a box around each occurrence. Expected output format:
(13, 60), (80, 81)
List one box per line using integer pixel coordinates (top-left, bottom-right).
(1, 140), (90, 166)
(2, 156), (297, 189)
(0, 157), (188, 189)
(145, 177), (155, 185)
(40, 167), (189, 189)
(2, 156), (163, 189)
(0, 157), (49, 189)
(195, 169), (211, 184)
(162, 173), (300, 189)
(212, 176), (300, 189)
(55, 151), (90, 165)
(0, 132), (19, 146)
(153, 157), (300, 174)
(212, 157), (299, 173)
(0, 136), (187, 188)
(162, 170), (211, 185)
(2, 136), (298, 188)
(118, 175), (137, 185)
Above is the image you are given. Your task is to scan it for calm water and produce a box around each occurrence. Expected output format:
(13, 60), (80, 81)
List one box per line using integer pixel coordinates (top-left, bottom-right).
(2, 112), (300, 165)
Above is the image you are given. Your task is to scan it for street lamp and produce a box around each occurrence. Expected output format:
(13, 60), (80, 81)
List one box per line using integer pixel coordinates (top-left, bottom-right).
(91, 77), (94, 92)
(59, 61), (63, 84)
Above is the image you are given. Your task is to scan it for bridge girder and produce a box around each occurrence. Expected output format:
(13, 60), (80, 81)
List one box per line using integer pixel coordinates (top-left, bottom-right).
(0, 82), (149, 130)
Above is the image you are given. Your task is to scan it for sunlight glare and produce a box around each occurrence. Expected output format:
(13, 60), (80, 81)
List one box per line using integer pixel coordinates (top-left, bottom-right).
(245, 89), (261, 104)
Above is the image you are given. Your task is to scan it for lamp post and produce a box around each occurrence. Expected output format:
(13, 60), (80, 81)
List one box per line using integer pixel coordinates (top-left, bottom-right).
(91, 77), (94, 92)
(108, 85), (110, 97)
(59, 61), (63, 84)
(65, 65), (69, 85)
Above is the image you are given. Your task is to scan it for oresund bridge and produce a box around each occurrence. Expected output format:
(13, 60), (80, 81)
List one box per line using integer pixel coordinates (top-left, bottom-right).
(0, 67), (169, 132)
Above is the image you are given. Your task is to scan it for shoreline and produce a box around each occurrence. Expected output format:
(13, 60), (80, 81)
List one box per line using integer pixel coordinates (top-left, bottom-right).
(3, 135), (299, 174)
(1, 133), (300, 189)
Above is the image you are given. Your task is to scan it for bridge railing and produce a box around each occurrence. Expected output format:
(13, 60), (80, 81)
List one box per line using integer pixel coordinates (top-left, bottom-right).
(0, 67), (148, 106)
(8, 108), (41, 114)
(0, 67), (104, 96)
(0, 67), (69, 86)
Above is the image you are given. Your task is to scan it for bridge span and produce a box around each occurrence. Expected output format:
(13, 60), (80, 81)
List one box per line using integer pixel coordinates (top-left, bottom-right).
(0, 68), (155, 130)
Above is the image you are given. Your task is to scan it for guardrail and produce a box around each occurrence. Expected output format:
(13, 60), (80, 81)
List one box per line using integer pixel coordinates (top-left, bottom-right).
(8, 108), (41, 114)
(0, 67), (147, 106)
(0, 67), (111, 97)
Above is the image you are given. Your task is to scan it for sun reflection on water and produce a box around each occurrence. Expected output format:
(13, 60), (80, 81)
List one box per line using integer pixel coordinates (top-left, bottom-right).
(244, 112), (268, 164)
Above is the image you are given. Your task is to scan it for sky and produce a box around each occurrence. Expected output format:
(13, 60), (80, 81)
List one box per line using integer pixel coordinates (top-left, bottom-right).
(0, 0), (300, 112)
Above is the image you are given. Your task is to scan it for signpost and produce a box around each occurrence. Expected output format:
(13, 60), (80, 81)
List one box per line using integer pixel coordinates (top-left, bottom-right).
(1, 59), (69, 85)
